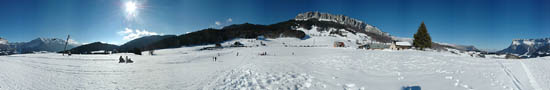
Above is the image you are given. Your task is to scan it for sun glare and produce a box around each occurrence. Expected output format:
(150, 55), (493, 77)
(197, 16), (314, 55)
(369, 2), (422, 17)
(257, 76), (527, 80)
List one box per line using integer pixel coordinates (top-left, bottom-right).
(125, 1), (137, 16)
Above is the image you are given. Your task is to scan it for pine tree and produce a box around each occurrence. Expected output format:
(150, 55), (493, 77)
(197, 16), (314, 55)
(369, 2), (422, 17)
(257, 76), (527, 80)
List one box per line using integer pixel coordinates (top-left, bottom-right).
(413, 21), (432, 50)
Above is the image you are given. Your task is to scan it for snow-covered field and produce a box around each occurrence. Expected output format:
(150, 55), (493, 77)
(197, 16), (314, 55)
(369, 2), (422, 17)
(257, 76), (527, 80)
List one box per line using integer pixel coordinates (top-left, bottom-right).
(1, 39), (550, 90)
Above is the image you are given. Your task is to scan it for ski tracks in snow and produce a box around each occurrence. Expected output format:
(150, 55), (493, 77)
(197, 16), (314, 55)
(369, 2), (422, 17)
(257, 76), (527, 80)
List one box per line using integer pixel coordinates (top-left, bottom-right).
(520, 61), (542, 90)
(497, 60), (543, 90)
(498, 61), (524, 90)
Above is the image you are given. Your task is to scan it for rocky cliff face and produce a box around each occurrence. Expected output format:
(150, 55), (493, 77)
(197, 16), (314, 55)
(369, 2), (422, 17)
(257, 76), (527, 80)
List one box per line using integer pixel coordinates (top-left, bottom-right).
(295, 11), (387, 36)
(498, 38), (550, 58)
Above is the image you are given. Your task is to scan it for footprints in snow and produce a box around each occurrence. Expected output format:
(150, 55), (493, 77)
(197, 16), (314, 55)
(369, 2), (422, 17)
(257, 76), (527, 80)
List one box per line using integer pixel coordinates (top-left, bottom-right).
(483, 72), (514, 90)
(215, 69), (315, 90)
(436, 69), (474, 90)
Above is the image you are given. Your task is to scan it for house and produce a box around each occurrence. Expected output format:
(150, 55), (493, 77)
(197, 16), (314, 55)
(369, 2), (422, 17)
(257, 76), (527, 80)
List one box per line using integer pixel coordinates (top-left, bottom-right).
(334, 42), (345, 47)
(390, 41), (412, 50)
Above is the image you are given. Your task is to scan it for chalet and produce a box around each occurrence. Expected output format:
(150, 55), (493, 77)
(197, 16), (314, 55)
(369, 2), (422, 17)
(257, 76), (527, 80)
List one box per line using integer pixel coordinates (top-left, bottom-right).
(390, 41), (412, 50)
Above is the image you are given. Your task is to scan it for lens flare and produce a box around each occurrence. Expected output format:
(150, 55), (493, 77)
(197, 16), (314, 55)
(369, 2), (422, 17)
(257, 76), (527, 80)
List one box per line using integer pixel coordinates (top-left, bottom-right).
(125, 1), (137, 17)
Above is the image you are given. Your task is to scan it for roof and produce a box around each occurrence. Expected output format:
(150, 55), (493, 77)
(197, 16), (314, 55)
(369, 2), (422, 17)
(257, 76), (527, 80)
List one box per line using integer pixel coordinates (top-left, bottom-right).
(396, 42), (412, 46)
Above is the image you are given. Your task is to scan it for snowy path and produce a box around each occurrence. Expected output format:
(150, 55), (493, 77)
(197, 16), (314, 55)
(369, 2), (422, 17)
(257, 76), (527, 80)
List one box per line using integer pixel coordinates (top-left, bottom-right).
(1, 46), (550, 90)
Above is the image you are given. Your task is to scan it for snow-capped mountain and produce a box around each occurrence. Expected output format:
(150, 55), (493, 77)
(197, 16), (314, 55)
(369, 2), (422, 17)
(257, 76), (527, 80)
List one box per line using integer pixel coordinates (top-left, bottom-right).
(498, 38), (550, 58)
(0, 37), (7, 45)
(437, 43), (481, 51)
(0, 38), (10, 55)
(17, 38), (80, 53)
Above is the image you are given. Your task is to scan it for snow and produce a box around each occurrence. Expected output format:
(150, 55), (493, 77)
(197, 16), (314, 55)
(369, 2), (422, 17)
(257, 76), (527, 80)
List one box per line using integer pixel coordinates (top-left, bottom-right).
(396, 42), (411, 46)
(1, 38), (550, 90)
(295, 25), (382, 48)
(318, 18), (338, 22)
(0, 39), (7, 45)
(523, 40), (535, 46)
(512, 40), (521, 45)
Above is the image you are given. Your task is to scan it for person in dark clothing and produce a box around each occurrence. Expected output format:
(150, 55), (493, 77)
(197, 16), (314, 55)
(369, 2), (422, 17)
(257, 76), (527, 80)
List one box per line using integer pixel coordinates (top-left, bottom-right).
(126, 58), (134, 63)
(119, 56), (125, 63)
(125, 56), (134, 63)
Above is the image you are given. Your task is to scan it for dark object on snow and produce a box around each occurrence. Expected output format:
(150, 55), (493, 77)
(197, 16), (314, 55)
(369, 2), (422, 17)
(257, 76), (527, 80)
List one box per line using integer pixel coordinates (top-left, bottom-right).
(259, 52), (267, 56)
(402, 86), (421, 90)
(124, 56), (134, 63)
(334, 42), (345, 47)
(149, 50), (155, 55)
(231, 42), (245, 47)
(505, 54), (521, 59)
(215, 43), (222, 48)
(119, 56), (125, 63)
(213, 57), (217, 62)
(126, 58), (134, 63)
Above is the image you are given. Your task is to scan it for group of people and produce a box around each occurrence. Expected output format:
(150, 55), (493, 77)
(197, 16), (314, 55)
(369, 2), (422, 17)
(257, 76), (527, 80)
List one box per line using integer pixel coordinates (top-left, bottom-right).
(259, 52), (267, 56)
(119, 56), (134, 63)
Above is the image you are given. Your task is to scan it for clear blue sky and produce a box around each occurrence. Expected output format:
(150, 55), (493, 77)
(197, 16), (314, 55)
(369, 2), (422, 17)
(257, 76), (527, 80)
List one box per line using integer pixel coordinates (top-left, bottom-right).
(0, 0), (548, 50)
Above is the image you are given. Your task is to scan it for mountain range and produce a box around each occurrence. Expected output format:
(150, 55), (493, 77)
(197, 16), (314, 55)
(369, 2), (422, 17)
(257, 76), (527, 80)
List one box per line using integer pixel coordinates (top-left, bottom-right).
(65, 35), (176, 54)
(3, 11), (487, 55)
(498, 38), (550, 58)
(0, 38), (78, 55)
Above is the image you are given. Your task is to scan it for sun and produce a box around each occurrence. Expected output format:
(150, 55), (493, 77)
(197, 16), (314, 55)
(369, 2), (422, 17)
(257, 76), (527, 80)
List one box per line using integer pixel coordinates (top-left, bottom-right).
(125, 1), (138, 17)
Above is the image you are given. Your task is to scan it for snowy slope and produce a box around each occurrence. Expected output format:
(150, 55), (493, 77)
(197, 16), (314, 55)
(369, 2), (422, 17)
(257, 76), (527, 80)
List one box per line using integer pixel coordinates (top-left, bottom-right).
(0, 38), (7, 45)
(1, 38), (550, 90)
(295, 25), (385, 48)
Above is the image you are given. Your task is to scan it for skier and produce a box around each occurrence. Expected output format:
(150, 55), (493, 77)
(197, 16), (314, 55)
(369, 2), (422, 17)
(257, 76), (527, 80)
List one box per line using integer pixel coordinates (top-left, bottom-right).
(236, 52), (239, 56)
(119, 56), (125, 63)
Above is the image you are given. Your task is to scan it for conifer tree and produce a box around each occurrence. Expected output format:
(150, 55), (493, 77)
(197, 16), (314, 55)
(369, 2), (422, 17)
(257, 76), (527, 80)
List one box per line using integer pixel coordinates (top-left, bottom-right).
(413, 21), (432, 50)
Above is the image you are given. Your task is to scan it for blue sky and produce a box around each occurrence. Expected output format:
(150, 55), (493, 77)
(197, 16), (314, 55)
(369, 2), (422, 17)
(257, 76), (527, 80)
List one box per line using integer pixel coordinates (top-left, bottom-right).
(0, 0), (548, 50)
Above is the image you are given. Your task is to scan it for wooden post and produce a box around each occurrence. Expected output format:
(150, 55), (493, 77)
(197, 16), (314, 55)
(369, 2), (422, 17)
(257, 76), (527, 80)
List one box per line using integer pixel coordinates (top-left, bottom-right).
(63, 35), (70, 56)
